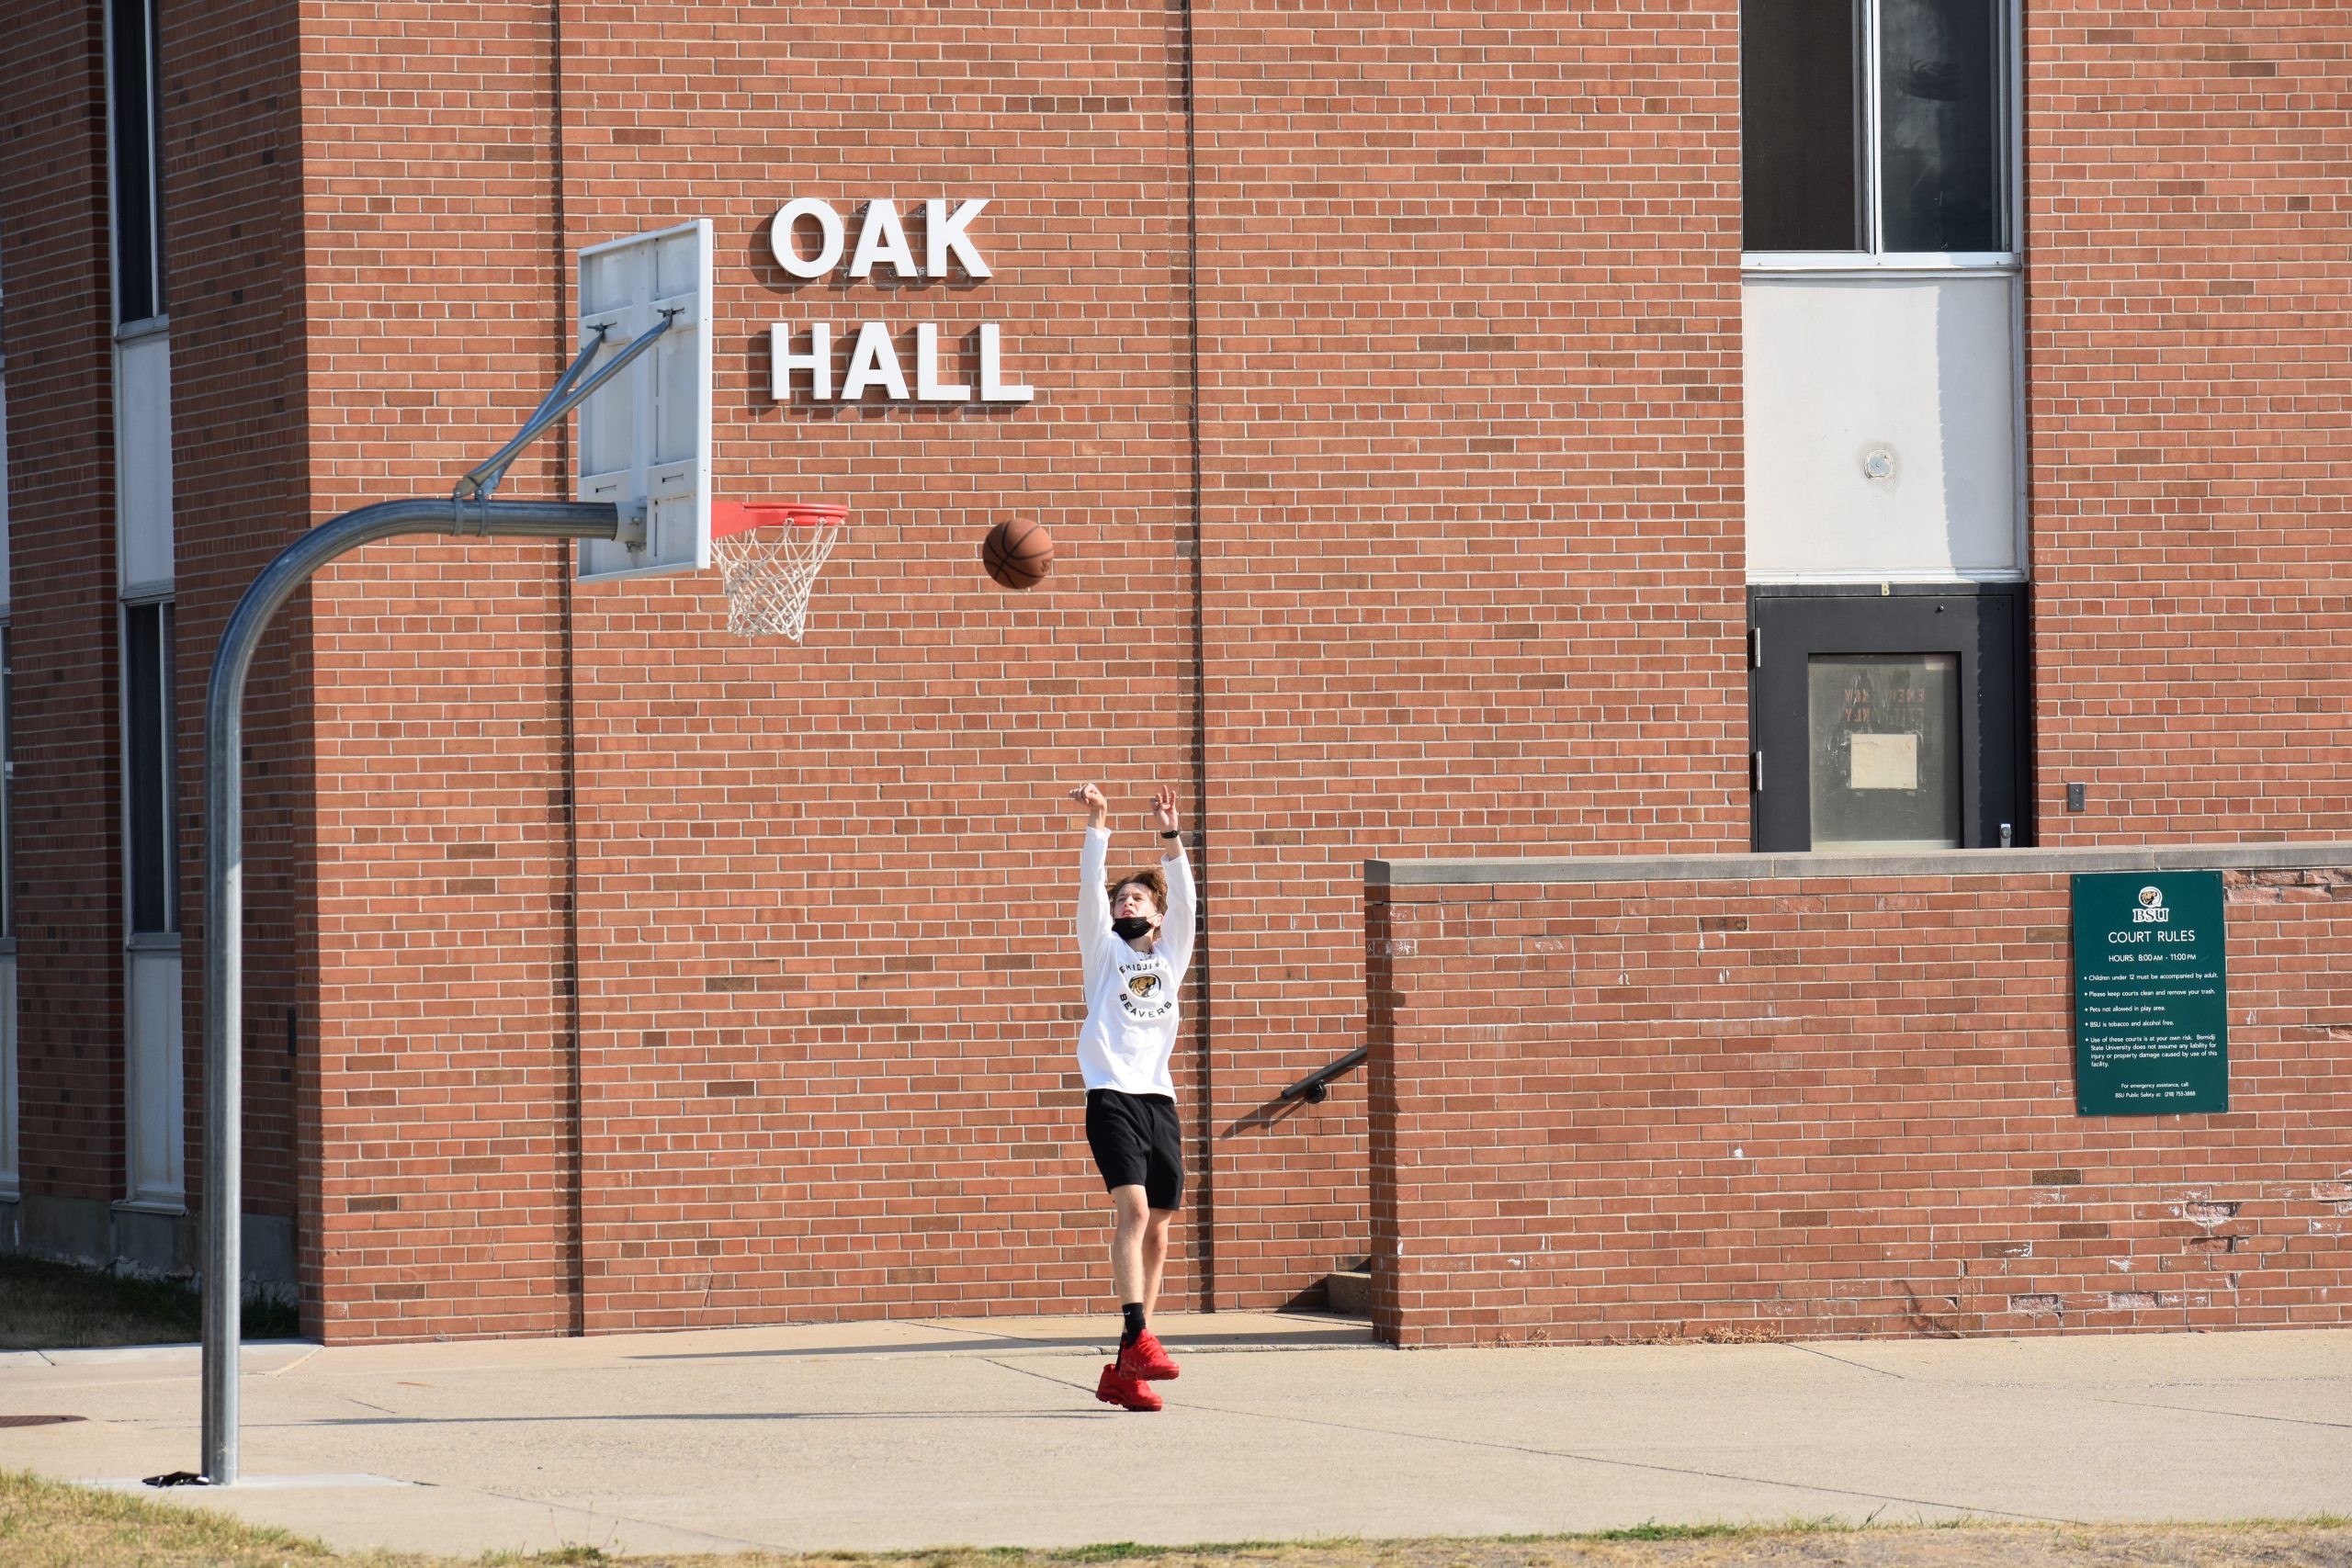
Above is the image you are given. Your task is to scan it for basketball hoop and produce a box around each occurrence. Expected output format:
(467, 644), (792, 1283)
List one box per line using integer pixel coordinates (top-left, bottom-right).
(710, 502), (848, 640)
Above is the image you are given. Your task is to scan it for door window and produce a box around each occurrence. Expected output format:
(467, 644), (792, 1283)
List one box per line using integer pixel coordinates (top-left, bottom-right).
(1806, 653), (1960, 851)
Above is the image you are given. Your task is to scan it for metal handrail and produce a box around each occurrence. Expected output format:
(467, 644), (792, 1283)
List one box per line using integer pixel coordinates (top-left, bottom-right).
(1281, 1044), (1369, 1104)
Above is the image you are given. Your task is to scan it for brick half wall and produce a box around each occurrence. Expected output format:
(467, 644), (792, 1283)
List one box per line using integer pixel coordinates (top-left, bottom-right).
(1366, 848), (2352, 1348)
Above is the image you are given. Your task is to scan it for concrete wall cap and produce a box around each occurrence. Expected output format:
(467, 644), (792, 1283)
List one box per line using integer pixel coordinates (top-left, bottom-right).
(1365, 841), (2352, 887)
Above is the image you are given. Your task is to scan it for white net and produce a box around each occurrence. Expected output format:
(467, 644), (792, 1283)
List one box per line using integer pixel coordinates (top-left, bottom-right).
(712, 513), (844, 640)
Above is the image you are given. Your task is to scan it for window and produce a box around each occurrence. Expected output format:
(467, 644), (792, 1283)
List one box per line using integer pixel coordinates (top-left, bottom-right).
(107, 0), (165, 325)
(1805, 653), (1961, 851)
(1742, 0), (2010, 257)
(0, 626), (12, 942)
(123, 601), (177, 934)
(2, 258), (11, 940)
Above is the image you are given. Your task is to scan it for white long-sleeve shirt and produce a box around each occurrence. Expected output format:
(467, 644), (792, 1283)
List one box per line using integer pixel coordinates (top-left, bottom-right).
(1075, 825), (1195, 1098)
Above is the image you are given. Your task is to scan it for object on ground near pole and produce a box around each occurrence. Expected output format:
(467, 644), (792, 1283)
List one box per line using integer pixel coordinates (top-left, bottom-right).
(576, 218), (715, 582)
(711, 502), (850, 640)
(982, 517), (1054, 590)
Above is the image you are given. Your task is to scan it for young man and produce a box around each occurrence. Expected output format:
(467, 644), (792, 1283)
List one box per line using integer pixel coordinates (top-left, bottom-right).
(1067, 782), (1194, 1414)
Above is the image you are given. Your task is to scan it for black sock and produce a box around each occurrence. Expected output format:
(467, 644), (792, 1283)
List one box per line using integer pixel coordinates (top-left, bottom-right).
(1121, 1303), (1146, 1348)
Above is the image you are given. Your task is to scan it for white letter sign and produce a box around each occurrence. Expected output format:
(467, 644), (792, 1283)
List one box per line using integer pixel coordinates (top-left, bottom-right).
(768, 196), (1029, 405)
(924, 197), (993, 280)
(840, 321), (911, 400)
(770, 197), (845, 280)
(771, 322), (834, 400)
(849, 199), (919, 279)
(914, 323), (970, 401)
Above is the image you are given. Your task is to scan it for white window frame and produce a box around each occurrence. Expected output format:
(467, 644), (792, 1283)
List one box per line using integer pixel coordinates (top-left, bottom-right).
(103, 0), (184, 1219)
(119, 589), (180, 942)
(0, 615), (15, 1207)
(1741, 0), (2023, 275)
(118, 591), (184, 1215)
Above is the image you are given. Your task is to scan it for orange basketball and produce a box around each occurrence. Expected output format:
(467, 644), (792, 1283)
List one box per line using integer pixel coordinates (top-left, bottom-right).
(982, 518), (1053, 591)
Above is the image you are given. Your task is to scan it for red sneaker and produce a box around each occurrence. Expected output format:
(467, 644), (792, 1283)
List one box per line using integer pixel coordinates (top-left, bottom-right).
(1118, 1328), (1181, 1382)
(1094, 1361), (1163, 1412)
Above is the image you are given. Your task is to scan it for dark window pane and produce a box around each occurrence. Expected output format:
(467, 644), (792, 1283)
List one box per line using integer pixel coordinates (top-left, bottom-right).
(1880, 0), (2003, 252)
(125, 602), (176, 933)
(109, 0), (162, 323)
(1, 626), (12, 939)
(1742, 0), (1864, 251)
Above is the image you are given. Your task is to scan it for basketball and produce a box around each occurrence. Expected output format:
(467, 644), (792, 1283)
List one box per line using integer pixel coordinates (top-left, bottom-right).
(982, 518), (1053, 591)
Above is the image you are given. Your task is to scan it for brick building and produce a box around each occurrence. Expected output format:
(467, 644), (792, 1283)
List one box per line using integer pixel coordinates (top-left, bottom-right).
(0, 2), (2346, 1345)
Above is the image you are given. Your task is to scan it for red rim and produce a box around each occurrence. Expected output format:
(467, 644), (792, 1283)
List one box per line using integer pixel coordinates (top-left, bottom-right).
(711, 501), (850, 540)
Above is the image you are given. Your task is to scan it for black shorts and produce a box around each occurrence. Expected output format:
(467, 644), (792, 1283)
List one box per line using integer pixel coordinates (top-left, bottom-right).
(1085, 1089), (1184, 1212)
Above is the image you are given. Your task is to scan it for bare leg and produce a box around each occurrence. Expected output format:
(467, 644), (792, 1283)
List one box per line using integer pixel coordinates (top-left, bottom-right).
(1140, 1209), (1174, 1320)
(1109, 1185), (1150, 1305)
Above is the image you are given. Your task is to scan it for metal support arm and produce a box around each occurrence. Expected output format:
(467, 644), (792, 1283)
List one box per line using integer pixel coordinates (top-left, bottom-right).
(452, 311), (673, 505)
(198, 498), (623, 1486)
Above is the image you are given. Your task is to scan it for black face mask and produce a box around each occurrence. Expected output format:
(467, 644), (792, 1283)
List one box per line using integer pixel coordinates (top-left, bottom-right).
(1111, 916), (1155, 941)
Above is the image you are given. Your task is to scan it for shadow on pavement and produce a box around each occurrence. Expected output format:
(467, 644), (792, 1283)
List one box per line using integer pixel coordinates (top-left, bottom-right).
(257, 1410), (1111, 1427)
(628, 1325), (1374, 1361)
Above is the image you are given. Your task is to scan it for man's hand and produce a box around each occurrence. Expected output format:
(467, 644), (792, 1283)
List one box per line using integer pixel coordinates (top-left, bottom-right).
(1068, 784), (1110, 829)
(1152, 784), (1181, 837)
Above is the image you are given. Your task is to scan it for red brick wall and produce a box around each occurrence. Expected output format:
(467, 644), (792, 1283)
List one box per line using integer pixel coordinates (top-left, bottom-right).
(1, 3), (130, 1217)
(163, 0), (316, 1286)
(2029, 4), (2352, 842)
(294, 1), (1199, 1337)
(556, 1), (1196, 1335)
(1369, 863), (2352, 1347)
(1195, 1), (1747, 1310)
(295, 0), (578, 1339)
(17, 0), (2351, 1348)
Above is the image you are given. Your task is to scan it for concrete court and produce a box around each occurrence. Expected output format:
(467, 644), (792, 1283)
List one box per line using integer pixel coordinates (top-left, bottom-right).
(0, 1314), (2346, 1560)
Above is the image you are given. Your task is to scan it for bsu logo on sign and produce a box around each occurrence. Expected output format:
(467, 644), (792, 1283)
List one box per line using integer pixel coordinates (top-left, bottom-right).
(2132, 886), (2171, 924)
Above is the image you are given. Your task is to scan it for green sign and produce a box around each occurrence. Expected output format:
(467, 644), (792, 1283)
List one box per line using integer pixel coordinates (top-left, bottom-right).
(2072, 871), (2228, 1115)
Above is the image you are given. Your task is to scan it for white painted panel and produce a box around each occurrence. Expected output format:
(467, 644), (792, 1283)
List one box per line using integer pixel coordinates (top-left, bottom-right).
(123, 945), (185, 1210)
(117, 330), (175, 589)
(0, 956), (17, 1201)
(1745, 273), (2019, 581)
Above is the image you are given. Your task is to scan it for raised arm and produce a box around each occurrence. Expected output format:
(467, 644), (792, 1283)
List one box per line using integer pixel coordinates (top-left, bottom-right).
(1152, 784), (1196, 977)
(1069, 784), (1113, 976)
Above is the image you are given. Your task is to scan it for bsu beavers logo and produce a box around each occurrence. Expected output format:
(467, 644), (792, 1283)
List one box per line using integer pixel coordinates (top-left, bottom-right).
(1118, 967), (1173, 1021)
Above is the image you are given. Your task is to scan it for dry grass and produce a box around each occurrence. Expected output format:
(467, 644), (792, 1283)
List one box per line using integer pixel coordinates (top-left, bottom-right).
(2, 1471), (2346, 1568)
(0, 1255), (300, 1351)
(0, 1468), (352, 1568)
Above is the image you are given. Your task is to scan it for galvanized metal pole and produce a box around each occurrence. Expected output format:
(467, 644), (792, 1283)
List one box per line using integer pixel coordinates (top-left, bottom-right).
(201, 498), (621, 1484)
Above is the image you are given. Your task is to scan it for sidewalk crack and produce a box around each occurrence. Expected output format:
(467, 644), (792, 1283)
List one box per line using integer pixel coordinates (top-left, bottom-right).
(986, 1356), (2075, 1528)
(1784, 1343), (1906, 1379)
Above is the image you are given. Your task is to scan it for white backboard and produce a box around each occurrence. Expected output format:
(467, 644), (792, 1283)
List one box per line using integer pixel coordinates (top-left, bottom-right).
(576, 219), (713, 581)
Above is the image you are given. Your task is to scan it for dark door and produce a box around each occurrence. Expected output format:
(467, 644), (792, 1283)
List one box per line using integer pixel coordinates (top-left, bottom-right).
(1750, 585), (2027, 852)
